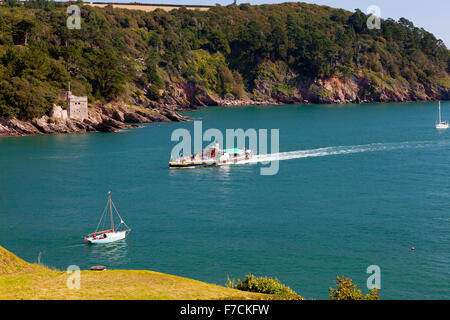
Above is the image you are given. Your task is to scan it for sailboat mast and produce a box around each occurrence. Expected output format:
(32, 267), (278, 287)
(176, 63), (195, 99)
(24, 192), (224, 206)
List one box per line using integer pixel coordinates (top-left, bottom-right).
(109, 191), (114, 232)
(439, 101), (441, 123)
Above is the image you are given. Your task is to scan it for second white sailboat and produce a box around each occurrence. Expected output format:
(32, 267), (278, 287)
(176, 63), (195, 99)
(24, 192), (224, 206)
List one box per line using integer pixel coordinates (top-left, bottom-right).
(435, 101), (449, 129)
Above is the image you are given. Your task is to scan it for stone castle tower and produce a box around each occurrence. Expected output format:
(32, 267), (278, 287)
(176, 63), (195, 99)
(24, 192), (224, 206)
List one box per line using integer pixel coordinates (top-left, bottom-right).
(66, 91), (88, 120)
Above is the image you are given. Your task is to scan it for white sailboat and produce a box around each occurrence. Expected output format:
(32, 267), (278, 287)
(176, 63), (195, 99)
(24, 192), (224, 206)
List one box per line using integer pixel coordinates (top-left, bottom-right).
(435, 101), (449, 129)
(84, 192), (131, 244)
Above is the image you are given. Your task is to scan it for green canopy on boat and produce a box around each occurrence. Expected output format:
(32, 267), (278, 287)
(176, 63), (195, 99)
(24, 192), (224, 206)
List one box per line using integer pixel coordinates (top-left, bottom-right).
(225, 148), (244, 153)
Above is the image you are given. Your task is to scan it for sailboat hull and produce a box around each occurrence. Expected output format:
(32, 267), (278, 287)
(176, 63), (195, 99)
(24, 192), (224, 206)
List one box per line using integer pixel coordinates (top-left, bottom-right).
(86, 231), (127, 244)
(435, 123), (449, 129)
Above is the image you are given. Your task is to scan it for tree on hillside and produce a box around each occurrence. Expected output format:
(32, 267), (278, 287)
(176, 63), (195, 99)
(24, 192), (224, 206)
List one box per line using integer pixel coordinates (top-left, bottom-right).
(329, 276), (380, 300)
(5, 0), (21, 7)
(13, 19), (35, 46)
(85, 48), (127, 101)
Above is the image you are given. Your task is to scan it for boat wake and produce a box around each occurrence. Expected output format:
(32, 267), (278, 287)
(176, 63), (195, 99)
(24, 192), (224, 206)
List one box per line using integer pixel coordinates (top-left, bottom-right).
(230, 140), (449, 165)
(432, 217), (450, 221)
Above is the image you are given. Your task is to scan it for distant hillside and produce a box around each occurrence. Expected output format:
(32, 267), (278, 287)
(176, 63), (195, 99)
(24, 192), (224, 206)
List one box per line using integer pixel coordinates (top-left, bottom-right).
(0, 1), (449, 120)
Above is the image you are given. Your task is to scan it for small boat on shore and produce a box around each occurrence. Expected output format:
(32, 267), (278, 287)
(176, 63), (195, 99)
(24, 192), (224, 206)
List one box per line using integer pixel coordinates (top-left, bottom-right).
(169, 142), (253, 168)
(435, 101), (449, 129)
(84, 191), (131, 244)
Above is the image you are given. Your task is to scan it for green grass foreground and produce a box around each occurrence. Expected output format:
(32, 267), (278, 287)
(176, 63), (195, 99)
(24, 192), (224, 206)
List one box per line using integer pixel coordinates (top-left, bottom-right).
(0, 246), (288, 300)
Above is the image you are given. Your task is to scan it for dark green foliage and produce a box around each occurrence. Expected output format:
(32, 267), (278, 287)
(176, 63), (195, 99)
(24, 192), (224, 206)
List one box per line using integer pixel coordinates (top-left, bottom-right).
(143, 62), (164, 100)
(227, 274), (304, 300)
(4, 0), (21, 8)
(24, 0), (58, 10)
(0, 3), (448, 119)
(0, 77), (56, 119)
(84, 48), (127, 101)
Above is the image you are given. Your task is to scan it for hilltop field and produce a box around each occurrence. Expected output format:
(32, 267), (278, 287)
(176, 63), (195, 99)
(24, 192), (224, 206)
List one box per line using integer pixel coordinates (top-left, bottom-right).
(86, 3), (211, 12)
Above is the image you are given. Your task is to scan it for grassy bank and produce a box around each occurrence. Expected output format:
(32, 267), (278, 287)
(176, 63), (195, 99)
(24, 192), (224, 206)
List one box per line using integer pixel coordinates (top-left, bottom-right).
(0, 246), (285, 300)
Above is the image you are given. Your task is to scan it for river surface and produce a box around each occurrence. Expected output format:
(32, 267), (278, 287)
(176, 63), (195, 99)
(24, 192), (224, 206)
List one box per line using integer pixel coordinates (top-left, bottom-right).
(0, 102), (449, 299)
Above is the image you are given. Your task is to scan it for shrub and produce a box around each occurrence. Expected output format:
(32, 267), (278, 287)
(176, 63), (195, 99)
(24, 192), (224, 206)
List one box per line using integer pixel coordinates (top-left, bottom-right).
(329, 276), (380, 300)
(146, 85), (161, 101)
(227, 274), (304, 300)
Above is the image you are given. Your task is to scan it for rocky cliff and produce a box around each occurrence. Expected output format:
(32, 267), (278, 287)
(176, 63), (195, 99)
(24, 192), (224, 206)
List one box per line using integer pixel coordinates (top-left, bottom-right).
(146, 75), (449, 111)
(141, 56), (449, 110)
(0, 103), (185, 137)
(1, 70), (447, 138)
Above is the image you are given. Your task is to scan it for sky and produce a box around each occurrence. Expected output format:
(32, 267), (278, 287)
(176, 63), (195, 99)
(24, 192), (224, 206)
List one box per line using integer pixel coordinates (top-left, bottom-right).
(97, 0), (449, 47)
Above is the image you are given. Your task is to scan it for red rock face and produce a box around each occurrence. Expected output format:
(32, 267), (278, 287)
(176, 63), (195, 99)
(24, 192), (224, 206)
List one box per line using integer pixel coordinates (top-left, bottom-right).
(291, 74), (448, 105)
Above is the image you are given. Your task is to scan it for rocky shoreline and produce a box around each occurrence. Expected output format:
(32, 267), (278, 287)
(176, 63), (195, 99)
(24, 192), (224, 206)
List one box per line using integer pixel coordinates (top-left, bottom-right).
(165, 75), (449, 108)
(0, 103), (185, 137)
(1, 74), (449, 138)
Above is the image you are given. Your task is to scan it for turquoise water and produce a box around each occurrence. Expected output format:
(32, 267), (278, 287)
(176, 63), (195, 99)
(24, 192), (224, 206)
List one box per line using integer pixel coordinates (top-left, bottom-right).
(0, 102), (449, 299)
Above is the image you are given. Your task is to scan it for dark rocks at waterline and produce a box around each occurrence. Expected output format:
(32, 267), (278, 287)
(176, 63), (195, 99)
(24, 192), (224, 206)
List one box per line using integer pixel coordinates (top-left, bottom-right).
(0, 104), (186, 137)
(162, 75), (449, 111)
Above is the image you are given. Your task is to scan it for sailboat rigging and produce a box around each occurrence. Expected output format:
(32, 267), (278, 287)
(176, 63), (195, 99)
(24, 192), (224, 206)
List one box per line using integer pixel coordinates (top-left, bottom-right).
(84, 191), (131, 244)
